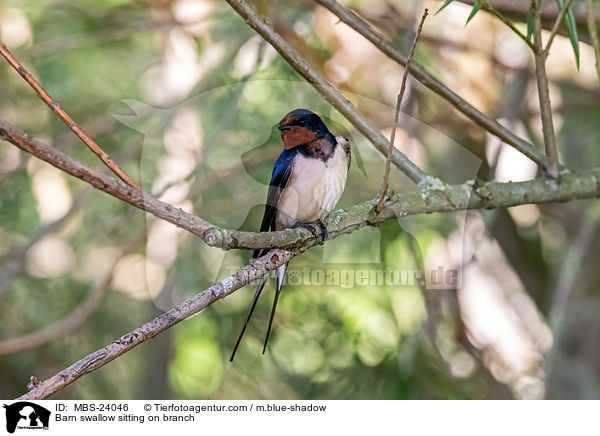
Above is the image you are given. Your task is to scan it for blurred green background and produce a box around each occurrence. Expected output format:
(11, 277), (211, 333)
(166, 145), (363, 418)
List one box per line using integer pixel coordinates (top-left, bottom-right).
(1, 0), (600, 399)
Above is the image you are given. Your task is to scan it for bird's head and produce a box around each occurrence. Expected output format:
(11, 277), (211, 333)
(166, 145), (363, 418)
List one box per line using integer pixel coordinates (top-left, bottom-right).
(278, 109), (333, 150)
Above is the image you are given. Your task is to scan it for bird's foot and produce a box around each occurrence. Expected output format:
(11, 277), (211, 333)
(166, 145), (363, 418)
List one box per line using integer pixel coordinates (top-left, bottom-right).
(294, 219), (328, 244)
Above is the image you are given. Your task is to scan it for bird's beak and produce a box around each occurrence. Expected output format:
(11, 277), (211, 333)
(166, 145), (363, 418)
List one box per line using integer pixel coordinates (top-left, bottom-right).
(278, 125), (292, 131)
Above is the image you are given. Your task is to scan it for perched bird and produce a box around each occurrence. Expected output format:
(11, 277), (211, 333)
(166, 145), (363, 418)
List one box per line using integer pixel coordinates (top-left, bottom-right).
(230, 108), (350, 361)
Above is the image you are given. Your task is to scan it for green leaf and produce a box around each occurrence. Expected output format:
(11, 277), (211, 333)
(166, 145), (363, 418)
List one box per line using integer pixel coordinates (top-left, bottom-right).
(556, 0), (580, 69)
(465, 2), (483, 25)
(526, 8), (534, 41)
(435, 0), (457, 15)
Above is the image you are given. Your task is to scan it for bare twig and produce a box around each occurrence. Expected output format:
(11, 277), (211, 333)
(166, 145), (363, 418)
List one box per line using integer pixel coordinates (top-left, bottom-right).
(17, 247), (298, 400)
(532, 0), (560, 180)
(313, 0), (551, 173)
(2, 119), (600, 255)
(544, 0), (576, 54)
(0, 44), (140, 189)
(223, 0), (434, 186)
(586, 0), (600, 86)
(0, 233), (144, 356)
(376, 9), (428, 213)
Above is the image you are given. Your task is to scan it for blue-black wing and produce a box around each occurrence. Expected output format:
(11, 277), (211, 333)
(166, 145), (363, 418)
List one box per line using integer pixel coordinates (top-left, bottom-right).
(230, 148), (296, 361)
(253, 148), (297, 258)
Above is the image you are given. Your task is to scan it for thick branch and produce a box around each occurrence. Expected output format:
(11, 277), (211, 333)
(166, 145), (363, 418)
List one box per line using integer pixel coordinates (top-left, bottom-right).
(314, 0), (551, 172)
(17, 248), (298, 400)
(2, 119), (600, 256)
(223, 0), (434, 187)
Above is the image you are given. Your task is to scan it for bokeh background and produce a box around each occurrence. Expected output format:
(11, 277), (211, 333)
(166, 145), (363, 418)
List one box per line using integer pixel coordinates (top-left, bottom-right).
(1, 0), (600, 400)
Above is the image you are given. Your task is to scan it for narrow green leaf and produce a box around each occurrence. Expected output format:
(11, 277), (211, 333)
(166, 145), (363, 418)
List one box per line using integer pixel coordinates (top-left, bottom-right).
(435, 0), (457, 15)
(564, 6), (580, 69)
(556, 0), (580, 69)
(465, 2), (482, 24)
(526, 8), (534, 41)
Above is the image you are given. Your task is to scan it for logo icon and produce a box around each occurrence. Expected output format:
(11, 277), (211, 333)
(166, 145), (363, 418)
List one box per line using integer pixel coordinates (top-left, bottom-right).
(3, 402), (50, 434)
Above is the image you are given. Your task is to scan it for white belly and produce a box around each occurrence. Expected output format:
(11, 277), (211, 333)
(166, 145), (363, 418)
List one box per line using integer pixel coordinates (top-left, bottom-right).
(276, 143), (348, 229)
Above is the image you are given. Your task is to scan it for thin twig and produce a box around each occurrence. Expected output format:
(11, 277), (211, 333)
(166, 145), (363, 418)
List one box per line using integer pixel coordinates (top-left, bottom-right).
(17, 247), (298, 400)
(532, 0), (560, 180)
(376, 9), (428, 213)
(313, 0), (552, 174)
(586, 0), (600, 86)
(223, 0), (433, 186)
(485, 3), (536, 51)
(2, 119), (600, 255)
(544, 0), (575, 55)
(0, 233), (144, 356)
(0, 44), (140, 189)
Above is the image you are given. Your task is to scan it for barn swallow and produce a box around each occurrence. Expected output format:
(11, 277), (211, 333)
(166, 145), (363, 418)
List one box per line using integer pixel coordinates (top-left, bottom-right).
(229, 109), (350, 361)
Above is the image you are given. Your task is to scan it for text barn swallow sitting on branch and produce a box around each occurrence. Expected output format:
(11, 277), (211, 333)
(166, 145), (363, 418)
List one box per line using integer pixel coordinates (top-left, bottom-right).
(230, 109), (351, 361)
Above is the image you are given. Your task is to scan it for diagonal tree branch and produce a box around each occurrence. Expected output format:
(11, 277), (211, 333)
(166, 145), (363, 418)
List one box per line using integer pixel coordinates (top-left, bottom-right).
(17, 247), (298, 400)
(314, 0), (551, 173)
(3, 119), (600, 258)
(0, 44), (140, 189)
(223, 0), (437, 187)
